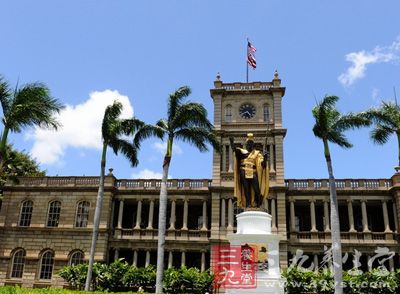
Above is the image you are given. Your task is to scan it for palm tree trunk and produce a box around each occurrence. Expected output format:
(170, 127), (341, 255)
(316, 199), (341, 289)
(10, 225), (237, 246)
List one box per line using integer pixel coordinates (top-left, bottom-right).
(323, 139), (343, 294)
(155, 138), (173, 294)
(0, 127), (9, 172)
(85, 143), (107, 291)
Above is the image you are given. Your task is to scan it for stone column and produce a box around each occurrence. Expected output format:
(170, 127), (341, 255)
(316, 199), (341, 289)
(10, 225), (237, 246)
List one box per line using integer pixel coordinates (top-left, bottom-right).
(310, 199), (317, 232)
(289, 200), (296, 232)
(263, 197), (269, 211)
(134, 199), (142, 229)
(201, 251), (206, 272)
(147, 199), (155, 229)
(110, 200), (116, 229)
(114, 249), (119, 260)
(133, 250), (138, 267)
(382, 200), (392, 232)
(367, 255), (373, 271)
(117, 199), (124, 229)
(221, 198), (226, 228)
(361, 200), (370, 232)
(168, 251), (173, 269)
(269, 145), (275, 173)
(389, 257), (394, 272)
(347, 199), (355, 232)
(181, 251), (186, 267)
(182, 199), (189, 230)
(271, 198), (277, 231)
(222, 144), (226, 172)
(314, 254), (319, 271)
(393, 202), (398, 233)
(228, 147), (233, 172)
(201, 200), (208, 230)
(227, 198), (234, 232)
(169, 199), (176, 229)
(322, 200), (330, 232)
(145, 251), (151, 267)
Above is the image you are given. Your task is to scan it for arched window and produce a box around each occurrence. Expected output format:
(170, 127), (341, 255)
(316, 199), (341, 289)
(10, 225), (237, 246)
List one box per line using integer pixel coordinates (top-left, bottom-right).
(69, 251), (84, 266)
(225, 104), (232, 122)
(75, 201), (90, 228)
(47, 201), (61, 227)
(19, 200), (33, 227)
(11, 249), (26, 278)
(39, 250), (54, 280)
(263, 104), (270, 122)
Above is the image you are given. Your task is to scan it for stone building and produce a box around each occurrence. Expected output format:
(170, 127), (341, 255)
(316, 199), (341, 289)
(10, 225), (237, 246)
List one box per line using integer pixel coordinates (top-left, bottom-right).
(0, 72), (399, 287)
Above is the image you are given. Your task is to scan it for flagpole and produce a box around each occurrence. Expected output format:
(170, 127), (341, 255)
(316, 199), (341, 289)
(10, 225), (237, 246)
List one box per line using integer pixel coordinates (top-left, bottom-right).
(246, 39), (249, 83)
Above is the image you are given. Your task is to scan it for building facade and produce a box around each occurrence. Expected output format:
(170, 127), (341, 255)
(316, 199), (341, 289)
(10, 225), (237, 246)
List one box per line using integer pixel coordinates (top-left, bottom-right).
(0, 73), (399, 287)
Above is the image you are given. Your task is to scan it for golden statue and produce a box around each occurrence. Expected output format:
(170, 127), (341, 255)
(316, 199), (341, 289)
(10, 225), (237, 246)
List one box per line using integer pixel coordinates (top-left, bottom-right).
(229, 133), (270, 208)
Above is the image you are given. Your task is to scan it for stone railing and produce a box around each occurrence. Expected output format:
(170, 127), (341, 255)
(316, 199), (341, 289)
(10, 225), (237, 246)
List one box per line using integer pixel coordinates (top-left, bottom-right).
(9, 177), (100, 187)
(285, 179), (392, 190)
(117, 228), (210, 240)
(116, 179), (211, 190)
(217, 81), (274, 91)
(292, 231), (396, 242)
(8, 177), (211, 190)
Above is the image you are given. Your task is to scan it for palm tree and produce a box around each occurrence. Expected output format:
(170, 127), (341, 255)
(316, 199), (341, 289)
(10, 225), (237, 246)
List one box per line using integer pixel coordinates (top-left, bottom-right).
(134, 86), (219, 294)
(365, 101), (400, 168)
(85, 101), (146, 291)
(312, 95), (370, 294)
(0, 75), (64, 170)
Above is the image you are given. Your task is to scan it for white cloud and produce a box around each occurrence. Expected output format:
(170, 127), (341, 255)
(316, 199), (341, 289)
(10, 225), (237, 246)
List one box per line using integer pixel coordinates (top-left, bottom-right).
(152, 141), (183, 155)
(131, 168), (163, 179)
(338, 38), (400, 86)
(371, 88), (380, 103)
(27, 89), (134, 164)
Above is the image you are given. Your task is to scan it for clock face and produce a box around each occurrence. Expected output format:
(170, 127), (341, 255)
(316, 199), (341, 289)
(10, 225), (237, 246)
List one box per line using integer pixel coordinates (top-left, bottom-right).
(239, 103), (256, 119)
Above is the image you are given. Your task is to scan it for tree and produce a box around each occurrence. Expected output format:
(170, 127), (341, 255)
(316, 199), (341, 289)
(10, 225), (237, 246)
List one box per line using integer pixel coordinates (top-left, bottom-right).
(0, 75), (64, 171)
(85, 101), (148, 290)
(134, 86), (219, 293)
(365, 101), (400, 167)
(0, 144), (45, 196)
(311, 95), (370, 294)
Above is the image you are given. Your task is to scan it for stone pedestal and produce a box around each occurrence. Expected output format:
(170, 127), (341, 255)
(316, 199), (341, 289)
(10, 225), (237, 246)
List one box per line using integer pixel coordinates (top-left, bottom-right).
(226, 211), (285, 294)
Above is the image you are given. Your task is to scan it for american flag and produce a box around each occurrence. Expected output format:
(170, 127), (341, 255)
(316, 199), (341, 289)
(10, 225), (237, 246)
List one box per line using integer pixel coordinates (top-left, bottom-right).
(247, 41), (257, 69)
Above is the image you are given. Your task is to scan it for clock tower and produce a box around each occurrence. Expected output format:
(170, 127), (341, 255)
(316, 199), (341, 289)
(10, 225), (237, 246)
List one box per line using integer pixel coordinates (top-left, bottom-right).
(209, 71), (288, 267)
(210, 71), (286, 188)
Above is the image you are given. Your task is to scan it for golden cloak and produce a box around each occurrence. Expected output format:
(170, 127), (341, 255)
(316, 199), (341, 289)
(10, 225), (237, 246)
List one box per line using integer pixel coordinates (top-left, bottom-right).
(233, 148), (270, 208)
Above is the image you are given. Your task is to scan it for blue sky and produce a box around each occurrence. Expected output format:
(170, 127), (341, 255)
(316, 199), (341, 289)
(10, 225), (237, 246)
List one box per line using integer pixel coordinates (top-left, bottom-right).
(1, 1), (400, 180)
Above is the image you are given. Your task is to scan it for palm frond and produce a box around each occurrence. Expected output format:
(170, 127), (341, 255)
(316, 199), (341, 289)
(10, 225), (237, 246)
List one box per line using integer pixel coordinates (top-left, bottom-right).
(365, 101), (399, 130)
(334, 112), (371, 132)
(120, 118), (145, 135)
(174, 127), (220, 153)
(133, 124), (165, 148)
(7, 83), (64, 131)
(167, 86), (191, 124)
(102, 101), (124, 140)
(108, 137), (139, 167)
(171, 102), (213, 131)
(0, 76), (11, 117)
(327, 131), (352, 148)
(370, 124), (393, 145)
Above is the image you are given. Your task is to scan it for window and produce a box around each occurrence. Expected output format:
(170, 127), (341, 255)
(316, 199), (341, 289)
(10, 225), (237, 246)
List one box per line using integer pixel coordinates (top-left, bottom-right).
(75, 201), (90, 228)
(263, 104), (270, 122)
(47, 201), (61, 227)
(69, 251), (84, 266)
(39, 251), (54, 280)
(225, 104), (232, 122)
(19, 200), (33, 227)
(11, 249), (25, 278)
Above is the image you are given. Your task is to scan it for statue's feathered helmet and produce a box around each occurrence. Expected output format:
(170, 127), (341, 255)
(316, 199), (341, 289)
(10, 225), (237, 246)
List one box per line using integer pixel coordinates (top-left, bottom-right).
(246, 133), (254, 142)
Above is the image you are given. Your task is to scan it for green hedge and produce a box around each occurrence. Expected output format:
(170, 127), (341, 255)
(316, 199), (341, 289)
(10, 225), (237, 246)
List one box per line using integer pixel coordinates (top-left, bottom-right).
(0, 287), (142, 294)
(58, 259), (213, 293)
(283, 266), (400, 294)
